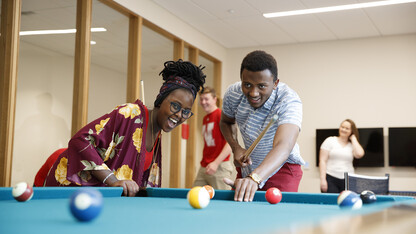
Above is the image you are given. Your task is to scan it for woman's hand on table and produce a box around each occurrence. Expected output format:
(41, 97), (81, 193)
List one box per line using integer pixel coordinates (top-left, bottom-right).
(109, 180), (139, 197)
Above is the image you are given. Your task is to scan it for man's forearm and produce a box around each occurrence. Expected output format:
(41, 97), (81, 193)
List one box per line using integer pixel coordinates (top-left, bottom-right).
(220, 121), (240, 151)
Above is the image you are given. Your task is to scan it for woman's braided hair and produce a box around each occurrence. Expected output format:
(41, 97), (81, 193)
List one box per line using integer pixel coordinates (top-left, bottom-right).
(154, 59), (206, 107)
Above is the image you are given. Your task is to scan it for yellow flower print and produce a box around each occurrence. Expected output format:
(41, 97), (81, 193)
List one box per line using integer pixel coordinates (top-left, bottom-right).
(129, 104), (141, 119)
(115, 165), (133, 181)
(95, 163), (110, 170)
(119, 104), (141, 119)
(55, 157), (71, 185)
(95, 118), (110, 135)
(104, 141), (116, 162)
(133, 128), (143, 151)
(119, 105), (131, 118)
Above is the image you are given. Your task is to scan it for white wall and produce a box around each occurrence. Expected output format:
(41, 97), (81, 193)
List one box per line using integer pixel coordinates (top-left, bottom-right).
(88, 65), (127, 122)
(12, 42), (73, 186)
(224, 34), (416, 192)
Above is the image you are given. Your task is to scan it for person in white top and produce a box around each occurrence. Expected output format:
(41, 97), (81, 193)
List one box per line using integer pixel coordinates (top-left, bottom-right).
(319, 119), (365, 193)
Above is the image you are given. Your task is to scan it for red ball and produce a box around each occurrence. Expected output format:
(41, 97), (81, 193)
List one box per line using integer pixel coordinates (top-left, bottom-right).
(12, 182), (34, 202)
(265, 187), (282, 204)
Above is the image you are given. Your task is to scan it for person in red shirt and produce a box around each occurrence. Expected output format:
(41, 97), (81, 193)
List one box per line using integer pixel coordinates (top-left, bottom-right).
(34, 148), (67, 187)
(193, 87), (234, 190)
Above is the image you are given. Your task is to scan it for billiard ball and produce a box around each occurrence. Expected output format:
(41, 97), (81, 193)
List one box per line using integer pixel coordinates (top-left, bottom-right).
(187, 186), (210, 209)
(265, 187), (282, 204)
(203, 185), (215, 199)
(69, 188), (103, 222)
(12, 182), (34, 202)
(360, 190), (377, 204)
(337, 190), (362, 209)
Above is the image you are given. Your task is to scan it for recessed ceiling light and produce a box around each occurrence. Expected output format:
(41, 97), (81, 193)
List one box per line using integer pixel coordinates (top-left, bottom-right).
(264, 0), (416, 18)
(19, 27), (107, 36)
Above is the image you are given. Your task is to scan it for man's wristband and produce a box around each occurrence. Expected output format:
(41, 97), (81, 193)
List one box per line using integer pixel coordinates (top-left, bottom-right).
(247, 173), (262, 185)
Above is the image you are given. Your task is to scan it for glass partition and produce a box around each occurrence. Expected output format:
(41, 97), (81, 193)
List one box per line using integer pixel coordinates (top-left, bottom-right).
(13, 0), (76, 185)
(140, 25), (173, 109)
(88, 0), (129, 121)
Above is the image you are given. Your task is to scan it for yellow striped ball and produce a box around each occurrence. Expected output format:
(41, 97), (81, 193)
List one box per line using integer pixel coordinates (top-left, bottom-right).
(187, 186), (210, 209)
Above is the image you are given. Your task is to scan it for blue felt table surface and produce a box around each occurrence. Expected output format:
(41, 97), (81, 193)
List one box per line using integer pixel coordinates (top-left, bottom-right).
(0, 187), (414, 234)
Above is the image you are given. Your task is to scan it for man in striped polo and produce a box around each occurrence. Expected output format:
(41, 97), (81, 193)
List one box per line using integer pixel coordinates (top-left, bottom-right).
(220, 50), (305, 202)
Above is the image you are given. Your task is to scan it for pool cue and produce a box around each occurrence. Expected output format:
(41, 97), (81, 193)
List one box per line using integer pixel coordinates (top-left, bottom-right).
(141, 80), (145, 105)
(241, 114), (278, 163)
(240, 114), (278, 177)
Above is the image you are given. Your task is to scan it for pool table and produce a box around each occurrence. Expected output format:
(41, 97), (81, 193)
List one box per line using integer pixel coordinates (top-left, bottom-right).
(1, 187), (415, 233)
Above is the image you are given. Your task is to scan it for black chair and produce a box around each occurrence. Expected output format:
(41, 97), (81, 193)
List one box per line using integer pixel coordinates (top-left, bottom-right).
(344, 172), (389, 195)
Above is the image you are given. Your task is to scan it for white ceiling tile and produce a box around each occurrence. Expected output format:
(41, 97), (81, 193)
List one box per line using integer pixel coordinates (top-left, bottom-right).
(195, 20), (260, 48)
(364, 3), (416, 35)
(21, 8), (76, 31)
(152, 0), (216, 23)
(269, 15), (337, 42)
(316, 10), (380, 39)
(300, 0), (358, 8)
(245, 0), (306, 13)
(191, 0), (259, 19)
(224, 15), (297, 46)
(22, 0), (75, 12)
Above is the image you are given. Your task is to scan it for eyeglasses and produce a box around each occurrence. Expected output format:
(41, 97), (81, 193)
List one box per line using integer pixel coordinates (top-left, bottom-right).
(170, 102), (193, 119)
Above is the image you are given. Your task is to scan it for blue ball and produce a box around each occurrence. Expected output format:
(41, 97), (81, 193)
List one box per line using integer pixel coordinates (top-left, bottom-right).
(337, 190), (362, 209)
(69, 188), (103, 222)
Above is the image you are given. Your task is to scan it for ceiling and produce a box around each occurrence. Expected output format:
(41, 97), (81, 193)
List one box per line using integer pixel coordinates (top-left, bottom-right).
(11, 0), (416, 75)
(150, 0), (416, 48)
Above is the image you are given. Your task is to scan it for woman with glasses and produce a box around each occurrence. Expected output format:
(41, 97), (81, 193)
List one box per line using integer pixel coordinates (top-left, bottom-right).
(44, 60), (205, 196)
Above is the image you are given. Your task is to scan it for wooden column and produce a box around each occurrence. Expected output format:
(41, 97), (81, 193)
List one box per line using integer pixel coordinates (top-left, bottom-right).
(169, 39), (184, 188)
(214, 61), (223, 108)
(126, 16), (143, 103)
(71, 0), (92, 136)
(185, 48), (199, 188)
(0, 0), (21, 187)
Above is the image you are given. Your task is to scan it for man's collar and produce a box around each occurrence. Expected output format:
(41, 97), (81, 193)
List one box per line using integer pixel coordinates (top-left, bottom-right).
(262, 87), (278, 111)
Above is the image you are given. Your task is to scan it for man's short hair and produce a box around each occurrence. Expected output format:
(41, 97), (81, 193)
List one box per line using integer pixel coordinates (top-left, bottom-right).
(240, 50), (278, 81)
(200, 86), (216, 98)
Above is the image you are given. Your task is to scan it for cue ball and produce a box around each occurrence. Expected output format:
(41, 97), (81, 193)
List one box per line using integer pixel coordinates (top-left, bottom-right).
(337, 190), (362, 209)
(187, 186), (210, 209)
(69, 188), (103, 222)
(360, 190), (377, 204)
(265, 187), (282, 204)
(12, 182), (34, 202)
(203, 185), (215, 199)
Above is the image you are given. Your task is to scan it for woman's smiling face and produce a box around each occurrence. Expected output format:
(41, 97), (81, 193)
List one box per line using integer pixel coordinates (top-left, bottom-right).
(339, 121), (352, 138)
(157, 88), (194, 132)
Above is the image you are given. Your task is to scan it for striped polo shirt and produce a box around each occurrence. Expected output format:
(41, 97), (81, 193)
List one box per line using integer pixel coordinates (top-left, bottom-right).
(222, 81), (305, 185)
